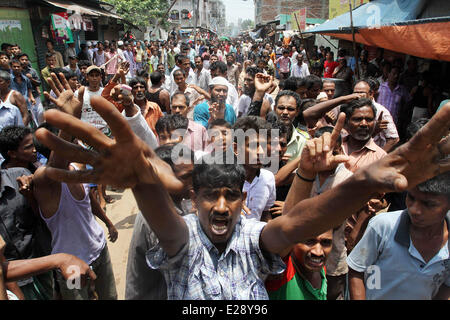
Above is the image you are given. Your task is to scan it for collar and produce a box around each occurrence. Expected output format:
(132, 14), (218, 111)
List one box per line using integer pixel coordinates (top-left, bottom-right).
(288, 125), (303, 145)
(394, 210), (450, 250)
(0, 170), (16, 196)
(343, 136), (378, 153)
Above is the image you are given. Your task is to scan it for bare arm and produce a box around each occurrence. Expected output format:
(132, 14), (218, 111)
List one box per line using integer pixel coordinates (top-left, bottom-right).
(11, 91), (30, 126)
(159, 90), (171, 113)
(382, 137), (399, 152)
(348, 268), (366, 300)
(89, 189), (118, 242)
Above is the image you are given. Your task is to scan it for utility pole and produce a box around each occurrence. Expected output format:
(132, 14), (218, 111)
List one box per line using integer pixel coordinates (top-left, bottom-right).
(193, 0), (200, 45)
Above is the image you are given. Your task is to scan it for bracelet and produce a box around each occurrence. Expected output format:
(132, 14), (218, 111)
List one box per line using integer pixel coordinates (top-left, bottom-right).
(296, 170), (315, 182)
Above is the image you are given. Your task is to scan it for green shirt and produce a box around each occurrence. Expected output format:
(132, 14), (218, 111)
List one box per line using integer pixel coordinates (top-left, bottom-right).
(266, 256), (327, 300)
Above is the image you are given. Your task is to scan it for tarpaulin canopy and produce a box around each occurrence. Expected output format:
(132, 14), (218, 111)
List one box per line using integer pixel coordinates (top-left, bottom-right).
(306, 0), (450, 61)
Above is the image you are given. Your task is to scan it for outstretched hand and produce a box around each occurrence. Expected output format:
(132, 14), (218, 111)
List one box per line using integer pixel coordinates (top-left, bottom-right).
(254, 73), (273, 93)
(44, 72), (82, 118)
(35, 96), (183, 190)
(362, 103), (450, 193)
(299, 113), (350, 175)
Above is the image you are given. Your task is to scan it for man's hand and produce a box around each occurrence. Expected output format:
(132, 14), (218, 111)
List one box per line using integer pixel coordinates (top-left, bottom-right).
(373, 111), (388, 136)
(343, 93), (366, 103)
(269, 201), (285, 217)
(57, 253), (97, 288)
(35, 96), (183, 190)
(360, 103), (450, 194)
(299, 113), (350, 176)
(44, 72), (82, 118)
(208, 102), (220, 121)
(107, 224), (118, 243)
(118, 61), (130, 77)
(16, 175), (33, 199)
(254, 73), (273, 94)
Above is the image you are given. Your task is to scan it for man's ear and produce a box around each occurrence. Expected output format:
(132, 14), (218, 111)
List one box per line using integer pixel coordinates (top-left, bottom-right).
(233, 141), (238, 156)
(189, 189), (197, 214)
(7, 150), (16, 160)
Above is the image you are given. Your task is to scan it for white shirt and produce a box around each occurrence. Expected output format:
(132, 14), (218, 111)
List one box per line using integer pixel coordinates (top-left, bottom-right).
(242, 168), (276, 221)
(237, 93), (273, 116)
(194, 68), (212, 92)
(372, 100), (399, 148)
(290, 62), (310, 79)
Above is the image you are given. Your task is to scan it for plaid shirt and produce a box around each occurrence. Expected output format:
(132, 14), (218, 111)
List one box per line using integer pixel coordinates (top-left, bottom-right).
(146, 214), (285, 300)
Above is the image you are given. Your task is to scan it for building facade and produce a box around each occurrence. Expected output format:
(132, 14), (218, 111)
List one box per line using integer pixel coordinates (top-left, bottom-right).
(254, 0), (329, 26)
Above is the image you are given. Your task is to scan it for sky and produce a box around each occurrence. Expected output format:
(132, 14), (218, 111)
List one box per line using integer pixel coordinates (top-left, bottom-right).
(225, 0), (255, 25)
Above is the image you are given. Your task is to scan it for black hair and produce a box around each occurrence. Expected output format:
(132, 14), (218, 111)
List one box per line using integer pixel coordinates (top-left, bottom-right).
(0, 51), (9, 58)
(16, 53), (29, 59)
(192, 161), (246, 193)
(60, 69), (78, 80)
(275, 90), (302, 110)
(232, 116), (271, 143)
(0, 126), (32, 163)
(173, 69), (185, 78)
(0, 43), (12, 51)
(170, 91), (190, 107)
(155, 143), (194, 171)
(136, 69), (149, 79)
(283, 77), (304, 91)
(150, 71), (163, 85)
(10, 58), (20, 66)
(155, 114), (189, 135)
(176, 54), (188, 64)
(210, 61), (227, 75)
(340, 98), (376, 122)
(78, 60), (91, 68)
(209, 118), (231, 130)
(304, 75), (323, 90)
(45, 52), (55, 59)
(46, 39), (54, 45)
(314, 126), (342, 146)
(128, 77), (148, 90)
(33, 122), (59, 160)
(245, 66), (263, 78)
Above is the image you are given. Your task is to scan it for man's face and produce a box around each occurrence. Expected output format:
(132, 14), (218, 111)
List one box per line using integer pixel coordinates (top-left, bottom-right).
(296, 54), (303, 64)
(173, 162), (194, 198)
(11, 46), (20, 56)
(210, 85), (228, 105)
(323, 82), (336, 100)
(157, 65), (165, 74)
(307, 83), (322, 99)
(226, 55), (234, 66)
(11, 62), (22, 76)
(388, 68), (400, 84)
(208, 125), (232, 151)
(353, 82), (372, 99)
(0, 78), (10, 90)
(243, 73), (255, 96)
(46, 42), (54, 51)
(98, 43), (103, 51)
(46, 56), (56, 68)
(0, 54), (10, 68)
(237, 134), (267, 169)
(194, 57), (203, 70)
(87, 71), (102, 87)
(406, 187), (450, 228)
(171, 95), (189, 117)
(132, 82), (146, 101)
(210, 56), (218, 64)
(158, 129), (184, 146)
(194, 186), (244, 248)
(174, 72), (186, 88)
(291, 230), (333, 273)
(68, 76), (79, 91)
(276, 135), (288, 159)
(275, 95), (299, 126)
(18, 55), (29, 68)
(181, 58), (191, 74)
(346, 106), (375, 141)
(10, 133), (37, 164)
(80, 66), (88, 76)
(69, 57), (78, 67)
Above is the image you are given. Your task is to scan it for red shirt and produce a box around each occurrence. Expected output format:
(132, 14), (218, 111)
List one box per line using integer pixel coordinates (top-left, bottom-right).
(324, 60), (339, 78)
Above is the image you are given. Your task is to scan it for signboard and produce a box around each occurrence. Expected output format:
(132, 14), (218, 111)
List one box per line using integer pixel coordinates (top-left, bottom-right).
(0, 20), (21, 32)
(329, 0), (370, 19)
(291, 8), (306, 31)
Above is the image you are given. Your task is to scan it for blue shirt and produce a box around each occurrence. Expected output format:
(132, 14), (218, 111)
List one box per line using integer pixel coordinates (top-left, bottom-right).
(193, 101), (236, 128)
(347, 210), (450, 300)
(10, 73), (32, 106)
(0, 100), (23, 131)
(146, 214), (285, 299)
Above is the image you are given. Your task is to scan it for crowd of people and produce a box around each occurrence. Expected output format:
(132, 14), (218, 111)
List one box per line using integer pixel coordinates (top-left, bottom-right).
(0, 34), (449, 301)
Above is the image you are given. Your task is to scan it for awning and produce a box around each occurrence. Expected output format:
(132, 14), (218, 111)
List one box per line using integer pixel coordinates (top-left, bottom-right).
(305, 0), (450, 61)
(43, 0), (122, 20)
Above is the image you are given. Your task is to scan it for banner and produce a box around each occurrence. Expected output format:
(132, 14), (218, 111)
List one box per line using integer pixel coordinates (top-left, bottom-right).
(51, 13), (73, 43)
(329, 0), (370, 19)
(291, 8), (306, 31)
(0, 20), (22, 32)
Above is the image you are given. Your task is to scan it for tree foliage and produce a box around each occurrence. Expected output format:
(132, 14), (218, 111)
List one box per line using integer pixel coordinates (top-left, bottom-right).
(240, 19), (254, 31)
(103, 0), (170, 30)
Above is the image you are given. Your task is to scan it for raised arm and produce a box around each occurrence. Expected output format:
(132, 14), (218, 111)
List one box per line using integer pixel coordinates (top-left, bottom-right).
(302, 93), (364, 128)
(35, 95), (188, 258)
(11, 91), (30, 126)
(261, 106), (450, 256)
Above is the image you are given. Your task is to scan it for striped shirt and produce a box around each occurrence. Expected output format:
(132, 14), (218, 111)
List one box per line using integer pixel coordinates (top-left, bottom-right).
(146, 214), (285, 299)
